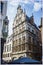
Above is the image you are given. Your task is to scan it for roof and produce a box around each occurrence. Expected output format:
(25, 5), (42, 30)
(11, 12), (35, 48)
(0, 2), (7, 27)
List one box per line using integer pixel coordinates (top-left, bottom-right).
(17, 5), (21, 10)
(26, 15), (39, 31)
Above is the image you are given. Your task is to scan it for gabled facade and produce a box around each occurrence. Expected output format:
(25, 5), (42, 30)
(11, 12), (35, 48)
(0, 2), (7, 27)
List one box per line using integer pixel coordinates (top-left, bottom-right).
(3, 5), (42, 62)
(12, 5), (42, 61)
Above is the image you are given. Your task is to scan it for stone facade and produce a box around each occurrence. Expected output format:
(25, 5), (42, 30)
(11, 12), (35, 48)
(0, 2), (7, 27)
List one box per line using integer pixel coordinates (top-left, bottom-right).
(3, 34), (13, 62)
(3, 5), (42, 62)
(39, 17), (42, 61)
(39, 17), (42, 40)
(12, 5), (42, 61)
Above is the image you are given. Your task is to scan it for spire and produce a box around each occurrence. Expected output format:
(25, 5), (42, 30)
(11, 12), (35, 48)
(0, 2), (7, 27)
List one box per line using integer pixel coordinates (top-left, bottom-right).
(41, 17), (42, 26)
(30, 13), (34, 24)
(24, 8), (26, 13)
(17, 5), (21, 10)
(17, 5), (23, 14)
(2, 16), (9, 39)
(31, 13), (34, 20)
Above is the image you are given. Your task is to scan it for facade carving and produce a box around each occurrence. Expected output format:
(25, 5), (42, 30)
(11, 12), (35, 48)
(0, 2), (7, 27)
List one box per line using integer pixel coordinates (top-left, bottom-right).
(12, 5), (42, 61)
(3, 5), (42, 62)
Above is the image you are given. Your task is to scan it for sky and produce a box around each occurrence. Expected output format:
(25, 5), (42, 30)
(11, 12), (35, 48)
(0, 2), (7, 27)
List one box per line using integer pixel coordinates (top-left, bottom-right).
(6, 0), (43, 36)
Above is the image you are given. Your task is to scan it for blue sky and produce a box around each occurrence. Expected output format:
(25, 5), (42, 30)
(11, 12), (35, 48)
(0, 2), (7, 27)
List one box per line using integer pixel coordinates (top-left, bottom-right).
(7, 0), (43, 36)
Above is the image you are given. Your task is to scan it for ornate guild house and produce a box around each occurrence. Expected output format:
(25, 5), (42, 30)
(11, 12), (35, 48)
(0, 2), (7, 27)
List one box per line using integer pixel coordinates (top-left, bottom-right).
(3, 5), (42, 62)
(12, 5), (42, 61)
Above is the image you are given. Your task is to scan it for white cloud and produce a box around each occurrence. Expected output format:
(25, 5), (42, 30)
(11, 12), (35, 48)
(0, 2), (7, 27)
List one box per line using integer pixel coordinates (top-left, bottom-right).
(9, 0), (19, 6)
(22, 0), (34, 4)
(29, 0), (34, 3)
(9, 0), (35, 6)
(33, 2), (41, 11)
(23, 0), (29, 4)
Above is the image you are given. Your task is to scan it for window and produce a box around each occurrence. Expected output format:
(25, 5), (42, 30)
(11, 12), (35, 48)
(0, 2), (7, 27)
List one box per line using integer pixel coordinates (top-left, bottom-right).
(17, 39), (19, 44)
(28, 45), (31, 50)
(22, 23), (25, 30)
(7, 39), (9, 43)
(14, 46), (17, 52)
(16, 20), (18, 24)
(28, 27), (30, 31)
(19, 38), (21, 44)
(7, 45), (9, 52)
(9, 44), (11, 51)
(33, 38), (35, 44)
(33, 46), (36, 51)
(16, 40), (17, 44)
(22, 36), (25, 43)
(7, 45), (8, 51)
(19, 25), (22, 32)
(8, 54), (9, 57)
(31, 37), (33, 43)
(19, 45), (21, 51)
(14, 29), (16, 35)
(4, 46), (6, 52)
(22, 13), (25, 21)
(29, 37), (31, 43)
(16, 46), (18, 51)
(32, 30), (34, 33)
(13, 41), (15, 46)
(15, 28), (17, 34)
(19, 28), (21, 32)
(21, 44), (25, 51)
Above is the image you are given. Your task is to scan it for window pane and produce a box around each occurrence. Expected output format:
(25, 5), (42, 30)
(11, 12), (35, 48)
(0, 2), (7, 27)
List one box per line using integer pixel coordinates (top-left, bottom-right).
(29, 37), (31, 43)
(22, 36), (25, 43)
(19, 38), (21, 44)
(28, 45), (31, 50)
(21, 44), (25, 51)
(19, 45), (21, 51)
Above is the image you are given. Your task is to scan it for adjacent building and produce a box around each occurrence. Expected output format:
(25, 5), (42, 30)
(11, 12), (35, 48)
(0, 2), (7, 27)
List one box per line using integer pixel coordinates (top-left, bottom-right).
(0, 1), (7, 38)
(39, 17), (43, 62)
(39, 17), (43, 37)
(2, 34), (13, 62)
(2, 16), (9, 39)
(0, 1), (9, 62)
(12, 5), (42, 61)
